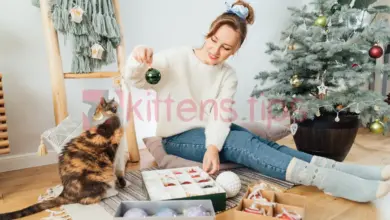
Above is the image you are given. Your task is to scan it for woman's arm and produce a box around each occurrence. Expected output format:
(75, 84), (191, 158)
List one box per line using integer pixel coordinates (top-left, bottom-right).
(205, 69), (238, 151)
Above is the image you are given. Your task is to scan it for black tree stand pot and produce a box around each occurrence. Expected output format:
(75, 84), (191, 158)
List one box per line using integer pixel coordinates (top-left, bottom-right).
(292, 112), (360, 162)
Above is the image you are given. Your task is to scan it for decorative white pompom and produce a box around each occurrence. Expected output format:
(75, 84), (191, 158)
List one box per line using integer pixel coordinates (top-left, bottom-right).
(215, 171), (241, 198)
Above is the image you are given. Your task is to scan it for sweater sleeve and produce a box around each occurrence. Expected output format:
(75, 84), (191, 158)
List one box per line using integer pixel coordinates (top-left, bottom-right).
(204, 69), (238, 151)
(123, 45), (170, 90)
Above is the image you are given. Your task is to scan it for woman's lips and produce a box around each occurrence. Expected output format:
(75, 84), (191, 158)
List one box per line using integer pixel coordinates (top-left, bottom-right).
(208, 53), (218, 60)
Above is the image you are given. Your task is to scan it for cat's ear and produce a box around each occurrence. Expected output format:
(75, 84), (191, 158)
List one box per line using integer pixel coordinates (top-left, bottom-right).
(100, 97), (107, 106)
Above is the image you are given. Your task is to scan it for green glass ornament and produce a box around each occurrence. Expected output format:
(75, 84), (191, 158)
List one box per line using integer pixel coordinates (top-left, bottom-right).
(331, 3), (342, 14)
(145, 68), (161, 85)
(314, 15), (327, 27)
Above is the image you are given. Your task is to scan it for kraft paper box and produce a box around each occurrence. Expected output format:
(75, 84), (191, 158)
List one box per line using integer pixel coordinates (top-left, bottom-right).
(141, 166), (227, 212)
(113, 200), (216, 220)
(234, 184), (307, 220)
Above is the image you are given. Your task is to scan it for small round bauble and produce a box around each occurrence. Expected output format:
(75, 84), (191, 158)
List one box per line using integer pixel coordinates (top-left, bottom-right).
(183, 205), (210, 217)
(215, 171), (241, 198)
(290, 75), (302, 88)
(369, 44), (384, 59)
(145, 68), (161, 85)
(331, 3), (342, 14)
(369, 119), (385, 134)
(314, 15), (327, 27)
(154, 207), (177, 217)
(288, 42), (303, 50)
(123, 208), (148, 218)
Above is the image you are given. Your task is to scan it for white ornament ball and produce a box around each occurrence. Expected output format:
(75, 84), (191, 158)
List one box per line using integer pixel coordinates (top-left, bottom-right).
(215, 171), (241, 198)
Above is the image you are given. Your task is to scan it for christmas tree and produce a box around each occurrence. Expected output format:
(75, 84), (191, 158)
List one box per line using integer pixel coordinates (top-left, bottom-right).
(252, 0), (390, 134)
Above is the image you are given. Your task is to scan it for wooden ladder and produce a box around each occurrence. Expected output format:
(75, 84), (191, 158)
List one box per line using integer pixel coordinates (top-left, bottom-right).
(39, 0), (140, 162)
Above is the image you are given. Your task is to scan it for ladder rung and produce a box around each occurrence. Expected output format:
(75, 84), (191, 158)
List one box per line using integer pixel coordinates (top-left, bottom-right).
(64, 72), (120, 79)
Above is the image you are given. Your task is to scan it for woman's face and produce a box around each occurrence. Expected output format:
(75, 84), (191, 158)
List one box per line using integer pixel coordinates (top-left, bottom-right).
(202, 25), (240, 65)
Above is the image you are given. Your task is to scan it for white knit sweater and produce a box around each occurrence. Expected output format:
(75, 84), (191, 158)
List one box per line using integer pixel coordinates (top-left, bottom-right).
(123, 46), (238, 151)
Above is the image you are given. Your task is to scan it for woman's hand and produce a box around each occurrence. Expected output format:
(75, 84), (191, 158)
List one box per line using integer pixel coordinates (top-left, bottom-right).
(203, 145), (220, 174)
(132, 46), (153, 66)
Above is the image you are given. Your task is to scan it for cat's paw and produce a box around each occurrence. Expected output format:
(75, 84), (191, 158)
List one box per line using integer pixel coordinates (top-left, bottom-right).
(116, 176), (127, 189)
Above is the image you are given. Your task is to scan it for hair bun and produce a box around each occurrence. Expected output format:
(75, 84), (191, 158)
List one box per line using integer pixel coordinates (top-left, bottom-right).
(232, 1), (255, 25)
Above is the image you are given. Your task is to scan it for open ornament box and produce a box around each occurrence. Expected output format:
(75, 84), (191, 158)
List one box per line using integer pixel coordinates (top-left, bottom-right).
(234, 183), (307, 220)
(141, 166), (227, 212)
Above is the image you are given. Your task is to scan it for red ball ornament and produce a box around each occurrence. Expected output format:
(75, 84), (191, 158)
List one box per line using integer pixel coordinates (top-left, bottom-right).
(369, 44), (384, 59)
(352, 63), (358, 68)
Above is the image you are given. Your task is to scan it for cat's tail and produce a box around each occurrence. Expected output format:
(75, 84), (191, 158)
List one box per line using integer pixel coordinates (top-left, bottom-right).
(0, 195), (70, 220)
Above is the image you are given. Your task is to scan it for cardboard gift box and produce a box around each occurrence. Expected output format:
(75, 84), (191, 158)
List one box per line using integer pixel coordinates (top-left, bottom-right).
(234, 184), (307, 220)
(113, 200), (216, 220)
(141, 166), (227, 212)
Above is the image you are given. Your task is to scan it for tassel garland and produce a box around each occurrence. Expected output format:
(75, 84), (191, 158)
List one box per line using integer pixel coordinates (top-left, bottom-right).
(32, 0), (121, 73)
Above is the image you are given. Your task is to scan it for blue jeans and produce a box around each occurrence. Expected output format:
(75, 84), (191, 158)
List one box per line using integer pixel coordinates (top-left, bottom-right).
(161, 123), (313, 181)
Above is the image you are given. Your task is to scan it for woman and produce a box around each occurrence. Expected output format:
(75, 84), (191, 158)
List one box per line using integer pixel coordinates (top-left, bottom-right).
(124, 0), (390, 203)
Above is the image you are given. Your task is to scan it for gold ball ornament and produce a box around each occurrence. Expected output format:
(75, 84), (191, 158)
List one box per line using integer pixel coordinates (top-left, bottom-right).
(314, 15), (327, 27)
(369, 119), (385, 134)
(290, 75), (302, 88)
(288, 42), (303, 50)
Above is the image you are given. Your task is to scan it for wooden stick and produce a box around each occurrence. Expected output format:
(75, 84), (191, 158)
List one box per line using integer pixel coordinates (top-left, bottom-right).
(0, 148), (9, 155)
(0, 132), (8, 139)
(0, 124), (7, 131)
(64, 72), (120, 79)
(40, 0), (68, 125)
(112, 0), (140, 163)
(0, 116), (6, 122)
(0, 140), (9, 148)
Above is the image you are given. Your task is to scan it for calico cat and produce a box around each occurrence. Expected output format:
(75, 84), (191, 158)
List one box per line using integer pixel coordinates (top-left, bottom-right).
(92, 96), (129, 186)
(0, 115), (126, 220)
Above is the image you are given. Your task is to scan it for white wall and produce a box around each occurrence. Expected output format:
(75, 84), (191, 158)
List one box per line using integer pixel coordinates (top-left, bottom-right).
(0, 0), (303, 172)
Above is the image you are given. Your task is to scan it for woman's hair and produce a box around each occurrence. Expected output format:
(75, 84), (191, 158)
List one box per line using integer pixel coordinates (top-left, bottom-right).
(206, 0), (255, 47)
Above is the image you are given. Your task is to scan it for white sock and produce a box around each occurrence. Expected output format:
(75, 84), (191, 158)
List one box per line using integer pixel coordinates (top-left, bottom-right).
(286, 158), (390, 203)
(310, 155), (390, 181)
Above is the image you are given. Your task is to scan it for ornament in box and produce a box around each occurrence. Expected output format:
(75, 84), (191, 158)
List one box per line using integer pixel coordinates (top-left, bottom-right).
(69, 6), (84, 23)
(91, 43), (105, 60)
(276, 207), (302, 220)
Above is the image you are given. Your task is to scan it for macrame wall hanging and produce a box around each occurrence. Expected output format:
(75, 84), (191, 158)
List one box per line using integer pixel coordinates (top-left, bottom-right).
(32, 0), (121, 73)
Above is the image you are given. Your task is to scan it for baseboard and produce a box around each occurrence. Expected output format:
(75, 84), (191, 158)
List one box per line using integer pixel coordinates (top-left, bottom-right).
(0, 150), (58, 173)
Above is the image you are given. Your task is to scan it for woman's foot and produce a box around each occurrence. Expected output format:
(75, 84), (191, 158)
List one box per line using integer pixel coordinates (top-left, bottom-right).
(286, 158), (390, 203)
(310, 155), (390, 181)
